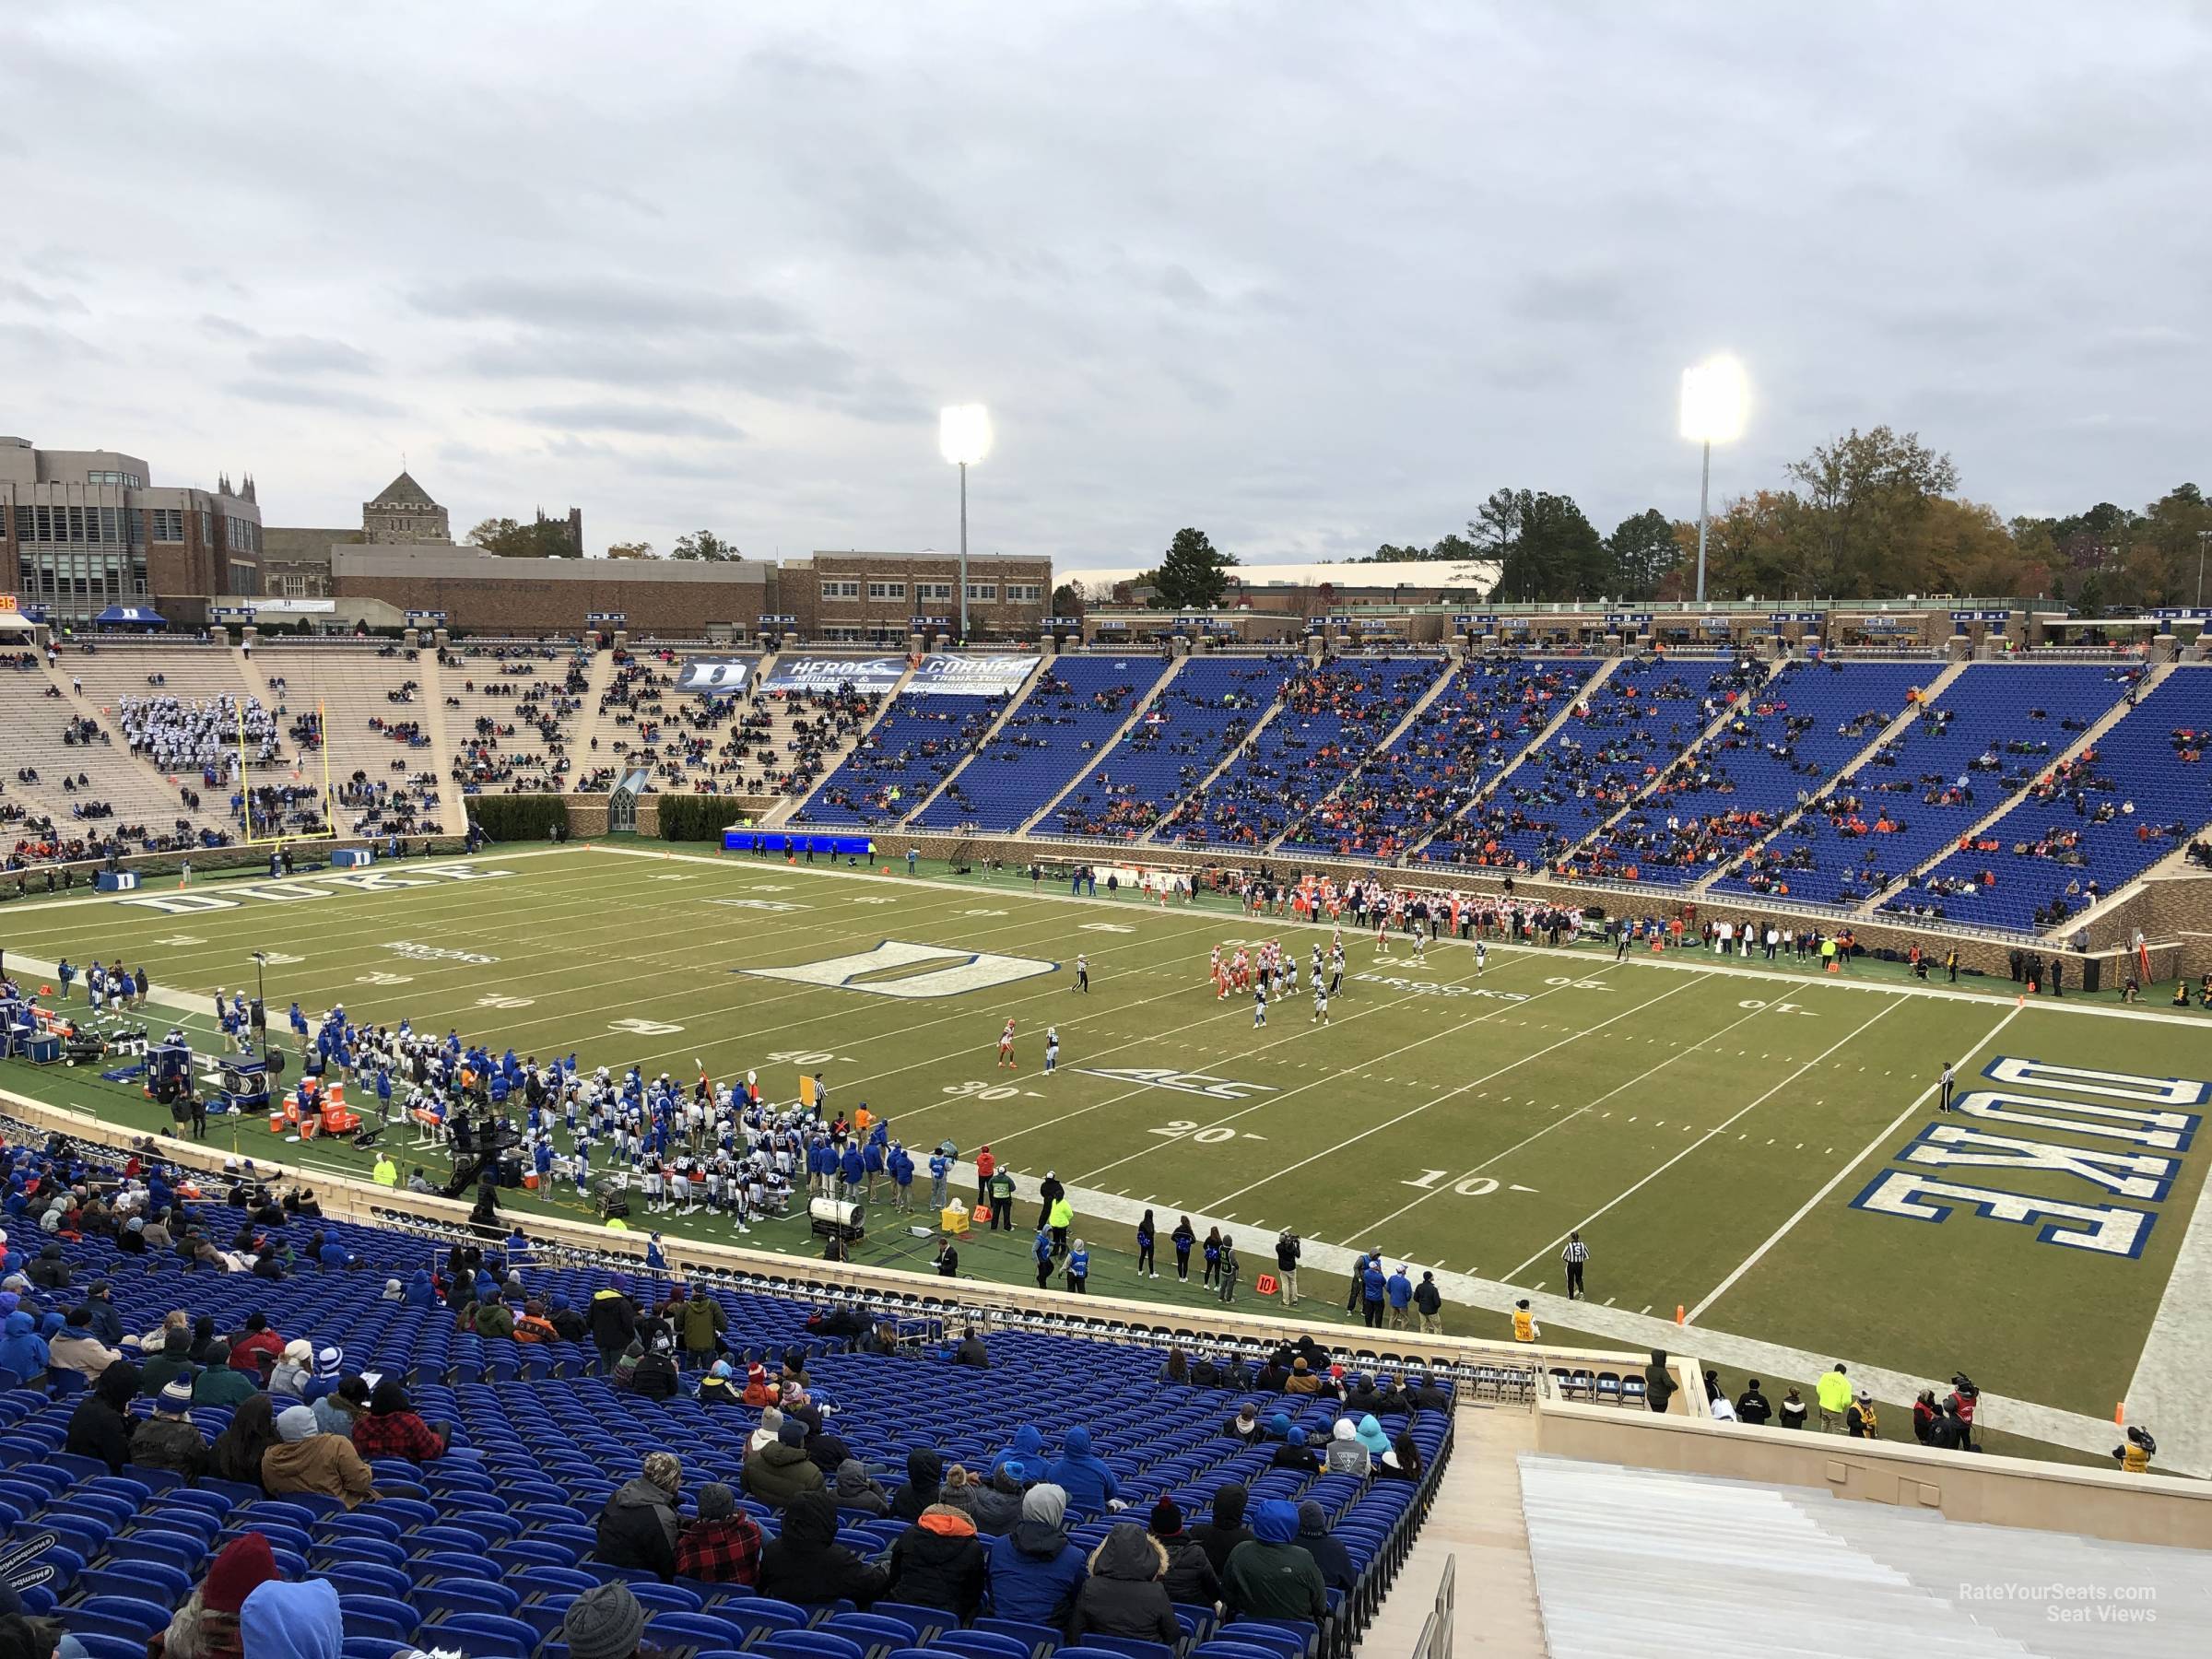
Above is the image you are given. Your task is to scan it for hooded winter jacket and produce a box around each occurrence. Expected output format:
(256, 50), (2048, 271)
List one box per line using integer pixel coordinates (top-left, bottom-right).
(889, 1449), (942, 1522)
(834, 1459), (891, 1515)
(1067, 1525), (1180, 1645)
(594, 1475), (681, 1581)
(588, 1287), (640, 1352)
(1045, 1425), (1119, 1514)
(994, 1423), (1046, 1483)
(745, 1438), (828, 1508)
(1221, 1500), (1327, 1622)
(965, 1468), (1025, 1535)
(1190, 1483), (1256, 1577)
(759, 1491), (888, 1608)
(886, 1505), (988, 1619)
(1296, 1500), (1358, 1594)
(985, 1485), (1088, 1623)
(1155, 1527), (1220, 1607)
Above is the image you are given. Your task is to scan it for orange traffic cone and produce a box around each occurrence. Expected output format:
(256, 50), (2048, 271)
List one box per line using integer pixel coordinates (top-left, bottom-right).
(1675, 1304), (1686, 1324)
(2115, 1401), (2126, 1425)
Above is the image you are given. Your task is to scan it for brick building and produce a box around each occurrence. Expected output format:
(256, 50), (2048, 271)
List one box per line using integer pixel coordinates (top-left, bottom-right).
(0, 436), (262, 625)
(327, 545), (1051, 641)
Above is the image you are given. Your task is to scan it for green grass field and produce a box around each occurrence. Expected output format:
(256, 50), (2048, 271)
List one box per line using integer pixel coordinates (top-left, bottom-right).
(3, 842), (2206, 1469)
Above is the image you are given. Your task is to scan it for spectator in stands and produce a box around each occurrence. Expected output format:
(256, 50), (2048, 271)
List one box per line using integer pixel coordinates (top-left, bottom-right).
(83, 1279), (124, 1347)
(1046, 1424), (1121, 1513)
(558, 1583), (657, 1659)
(1148, 1499), (1221, 1606)
(1269, 1428), (1320, 1472)
(210, 1394), (280, 1487)
(887, 1502), (990, 1621)
(1190, 1481), (1254, 1576)
(890, 1449), (943, 1522)
(65, 1359), (142, 1473)
(158, 1532), (281, 1659)
(193, 1350), (258, 1407)
(548, 1294), (588, 1343)
(674, 1482), (763, 1586)
(139, 1327), (195, 1396)
(1224, 1403), (1264, 1443)
(834, 1457), (892, 1515)
(994, 1422), (1047, 1482)
(953, 1326), (991, 1368)
(350, 1378), (448, 1462)
(759, 1489), (889, 1608)
(267, 1340), (314, 1401)
(130, 1378), (209, 1480)
(314, 1376), (370, 1439)
(987, 1483), (1087, 1624)
(229, 1313), (283, 1379)
(1297, 1501), (1359, 1598)
(1222, 1499), (1328, 1623)
(238, 1576), (342, 1659)
(590, 1276), (641, 1374)
(595, 1451), (685, 1582)
(262, 1405), (377, 1509)
(49, 1306), (123, 1380)
(1324, 1418), (1369, 1476)
(0, 1310), (47, 1380)
(1379, 1432), (1423, 1482)
(1067, 1524), (1181, 1646)
(27, 1243), (70, 1290)
(1355, 1415), (1392, 1465)
(746, 1417), (826, 1506)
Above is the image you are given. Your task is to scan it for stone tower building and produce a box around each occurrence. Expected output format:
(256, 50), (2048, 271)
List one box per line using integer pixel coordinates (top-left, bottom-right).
(362, 470), (451, 545)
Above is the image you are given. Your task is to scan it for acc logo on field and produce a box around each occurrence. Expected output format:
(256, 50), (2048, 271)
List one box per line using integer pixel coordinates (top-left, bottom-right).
(1077, 1066), (1277, 1101)
(745, 939), (1056, 1000)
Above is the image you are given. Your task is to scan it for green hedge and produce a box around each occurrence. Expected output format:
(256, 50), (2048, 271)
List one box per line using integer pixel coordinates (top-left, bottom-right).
(466, 794), (571, 841)
(657, 795), (736, 841)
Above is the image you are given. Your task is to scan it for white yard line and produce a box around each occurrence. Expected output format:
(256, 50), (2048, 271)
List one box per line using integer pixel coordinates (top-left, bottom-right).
(1688, 1003), (2024, 1324)
(1500, 995), (1908, 1282)
(1183, 965), (1689, 1209)
(1348, 993), (1790, 1242)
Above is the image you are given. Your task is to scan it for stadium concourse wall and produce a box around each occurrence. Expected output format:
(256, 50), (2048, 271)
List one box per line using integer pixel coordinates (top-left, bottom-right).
(0, 1085), (1681, 1404)
(13, 1091), (2209, 1557)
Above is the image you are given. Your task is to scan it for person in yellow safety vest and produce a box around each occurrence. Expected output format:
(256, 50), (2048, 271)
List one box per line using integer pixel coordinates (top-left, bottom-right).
(1845, 1389), (1878, 1439)
(605, 1215), (629, 1231)
(1047, 1194), (1075, 1254)
(371, 1152), (398, 1189)
(2112, 1426), (2156, 1474)
(1819, 936), (1838, 971)
(1511, 1300), (1538, 1343)
(1816, 1362), (1853, 1431)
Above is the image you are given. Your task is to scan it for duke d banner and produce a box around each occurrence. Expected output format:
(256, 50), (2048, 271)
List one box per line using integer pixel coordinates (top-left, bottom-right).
(675, 656), (758, 693)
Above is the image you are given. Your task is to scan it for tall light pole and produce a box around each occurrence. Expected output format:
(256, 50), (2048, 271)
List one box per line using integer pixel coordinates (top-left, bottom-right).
(2197, 527), (2209, 609)
(1679, 355), (1749, 604)
(939, 406), (992, 641)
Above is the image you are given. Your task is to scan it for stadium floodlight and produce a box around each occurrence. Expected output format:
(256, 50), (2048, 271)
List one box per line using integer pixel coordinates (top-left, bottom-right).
(1679, 355), (1749, 604)
(939, 406), (993, 641)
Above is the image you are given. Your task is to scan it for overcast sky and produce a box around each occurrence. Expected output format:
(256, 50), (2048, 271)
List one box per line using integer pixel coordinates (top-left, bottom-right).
(5, 2), (2206, 579)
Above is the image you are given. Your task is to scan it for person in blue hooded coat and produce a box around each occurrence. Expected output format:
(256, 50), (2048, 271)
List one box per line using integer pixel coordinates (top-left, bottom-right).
(1045, 1426), (1118, 1513)
(0, 1310), (50, 1381)
(985, 1483), (1088, 1623)
(402, 1269), (438, 1310)
(1355, 1415), (1393, 1461)
(994, 1423), (1045, 1482)
(240, 1574), (344, 1659)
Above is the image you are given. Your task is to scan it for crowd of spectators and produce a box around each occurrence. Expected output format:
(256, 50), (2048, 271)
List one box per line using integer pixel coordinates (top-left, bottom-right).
(115, 693), (279, 781)
(798, 694), (1007, 827)
(1050, 658), (1295, 839)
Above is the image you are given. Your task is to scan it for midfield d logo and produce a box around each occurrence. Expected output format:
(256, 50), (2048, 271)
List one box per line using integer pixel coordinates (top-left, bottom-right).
(744, 940), (1057, 999)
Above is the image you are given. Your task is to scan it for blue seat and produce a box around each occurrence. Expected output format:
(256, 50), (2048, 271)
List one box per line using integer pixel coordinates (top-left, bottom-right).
(62, 1636), (148, 1659)
(413, 1577), (521, 1619)
(65, 1599), (172, 1639)
(341, 1641), (405, 1659)
(338, 1596), (420, 1644)
(649, 1612), (746, 1653)
(756, 1635), (865, 1659)
(977, 1619), (1064, 1659)
(712, 1602), (810, 1646)
(79, 1562), (193, 1610)
(416, 1614), (538, 1659)
(821, 1614), (921, 1659)
(867, 1606), (950, 1646)
(931, 1630), (1030, 1659)
(323, 1565), (415, 1603)
(1076, 1641), (1174, 1659)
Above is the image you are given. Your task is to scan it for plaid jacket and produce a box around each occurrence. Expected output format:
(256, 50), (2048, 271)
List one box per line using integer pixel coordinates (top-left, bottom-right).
(675, 1514), (765, 1584)
(350, 1410), (446, 1464)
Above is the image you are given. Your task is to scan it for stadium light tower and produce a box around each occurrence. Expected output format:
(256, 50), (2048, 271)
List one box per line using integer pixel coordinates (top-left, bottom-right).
(939, 405), (993, 641)
(1679, 355), (1749, 604)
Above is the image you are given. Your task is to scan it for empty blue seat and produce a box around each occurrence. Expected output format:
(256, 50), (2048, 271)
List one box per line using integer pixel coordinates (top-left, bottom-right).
(338, 1596), (420, 1645)
(415, 1613), (537, 1659)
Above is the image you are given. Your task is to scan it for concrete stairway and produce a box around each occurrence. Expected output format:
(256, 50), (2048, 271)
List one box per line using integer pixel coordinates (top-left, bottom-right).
(893, 659), (1047, 825)
(1015, 655), (1193, 836)
(1268, 655), (1465, 853)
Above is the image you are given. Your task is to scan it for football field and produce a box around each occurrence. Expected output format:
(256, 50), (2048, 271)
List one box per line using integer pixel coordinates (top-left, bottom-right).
(4, 842), (2208, 1471)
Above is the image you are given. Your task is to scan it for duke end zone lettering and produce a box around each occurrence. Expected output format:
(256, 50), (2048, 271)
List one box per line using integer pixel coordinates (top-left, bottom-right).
(1852, 1056), (2208, 1258)
(119, 864), (514, 914)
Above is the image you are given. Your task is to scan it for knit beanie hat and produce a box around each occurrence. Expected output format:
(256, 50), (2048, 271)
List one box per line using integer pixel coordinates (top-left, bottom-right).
(561, 1583), (645, 1659)
(281, 1339), (312, 1366)
(204, 1533), (281, 1616)
(1021, 1483), (1068, 1529)
(1148, 1499), (1182, 1535)
(777, 1418), (806, 1447)
(696, 1482), (735, 1522)
(642, 1452), (681, 1494)
(158, 1378), (194, 1414)
(315, 1345), (344, 1378)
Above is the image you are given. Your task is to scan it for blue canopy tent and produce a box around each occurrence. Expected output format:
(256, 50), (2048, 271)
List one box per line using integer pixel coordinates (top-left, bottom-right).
(92, 605), (167, 629)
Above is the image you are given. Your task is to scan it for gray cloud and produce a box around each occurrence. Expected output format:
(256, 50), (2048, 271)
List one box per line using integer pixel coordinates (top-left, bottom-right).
(247, 335), (380, 376)
(0, 1), (2202, 571)
(516, 402), (745, 441)
(230, 379), (406, 418)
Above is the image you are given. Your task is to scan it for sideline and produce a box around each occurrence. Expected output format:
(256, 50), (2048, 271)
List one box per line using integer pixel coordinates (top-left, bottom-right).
(0, 845), (582, 918)
(581, 844), (2212, 1029)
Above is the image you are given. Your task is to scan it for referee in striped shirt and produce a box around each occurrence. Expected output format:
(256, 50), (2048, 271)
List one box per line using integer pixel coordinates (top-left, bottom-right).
(1561, 1232), (1589, 1300)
